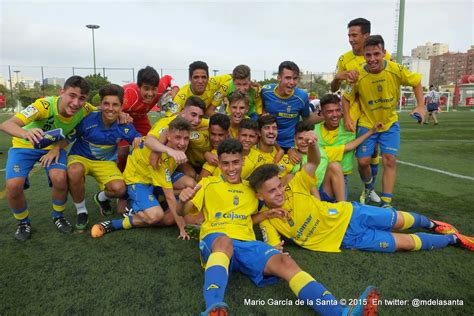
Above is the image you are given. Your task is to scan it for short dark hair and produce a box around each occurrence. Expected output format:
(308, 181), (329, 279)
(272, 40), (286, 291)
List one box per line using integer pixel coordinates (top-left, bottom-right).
(137, 66), (160, 87)
(217, 138), (243, 157)
(229, 91), (249, 107)
(320, 93), (341, 109)
(64, 76), (90, 95)
(364, 35), (385, 50)
(258, 114), (277, 130)
(232, 65), (251, 80)
(278, 61), (300, 77)
(295, 120), (314, 134)
(99, 84), (124, 104)
(347, 18), (371, 34)
(248, 164), (280, 191)
(239, 118), (258, 133)
(189, 61), (209, 79)
(168, 116), (192, 133)
(210, 113), (230, 131)
(184, 96), (206, 113)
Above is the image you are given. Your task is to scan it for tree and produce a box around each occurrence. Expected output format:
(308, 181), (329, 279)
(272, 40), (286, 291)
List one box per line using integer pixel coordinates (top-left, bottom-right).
(85, 74), (110, 103)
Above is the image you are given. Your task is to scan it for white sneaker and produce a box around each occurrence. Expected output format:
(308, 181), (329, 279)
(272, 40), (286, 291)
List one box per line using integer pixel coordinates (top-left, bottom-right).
(368, 190), (381, 203)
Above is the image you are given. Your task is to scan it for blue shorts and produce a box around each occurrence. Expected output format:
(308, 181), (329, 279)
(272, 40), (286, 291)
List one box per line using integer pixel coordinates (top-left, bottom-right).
(356, 122), (400, 157)
(200, 233), (280, 287)
(127, 183), (160, 212)
(318, 186), (336, 202)
(341, 202), (397, 253)
(5, 148), (67, 187)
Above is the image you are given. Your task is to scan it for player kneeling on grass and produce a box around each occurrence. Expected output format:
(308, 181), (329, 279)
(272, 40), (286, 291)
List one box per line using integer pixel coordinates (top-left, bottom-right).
(91, 117), (192, 239)
(0, 76), (95, 241)
(249, 131), (474, 253)
(177, 138), (380, 316)
(67, 84), (142, 231)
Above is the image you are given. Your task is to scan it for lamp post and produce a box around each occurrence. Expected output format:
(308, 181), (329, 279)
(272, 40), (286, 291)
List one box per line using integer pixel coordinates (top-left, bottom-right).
(213, 69), (219, 76)
(86, 24), (100, 74)
(13, 70), (21, 88)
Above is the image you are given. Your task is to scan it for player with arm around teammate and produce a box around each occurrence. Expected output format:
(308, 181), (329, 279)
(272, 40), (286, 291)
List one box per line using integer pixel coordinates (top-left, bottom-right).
(249, 131), (473, 254)
(0, 76), (95, 241)
(177, 138), (380, 316)
(67, 84), (142, 231)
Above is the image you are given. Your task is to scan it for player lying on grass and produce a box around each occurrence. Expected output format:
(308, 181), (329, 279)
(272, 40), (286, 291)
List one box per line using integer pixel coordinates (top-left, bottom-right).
(91, 117), (192, 240)
(67, 84), (142, 231)
(249, 131), (474, 253)
(177, 138), (380, 316)
(0, 76), (95, 241)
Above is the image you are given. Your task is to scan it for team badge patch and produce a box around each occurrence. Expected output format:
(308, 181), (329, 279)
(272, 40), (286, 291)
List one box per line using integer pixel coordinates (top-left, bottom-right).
(233, 195), (239, 205)
(377, 84), (383, 92)
(190, 131), (200, 140)
(165, 168), (171, 182)
(13, 164), (20, 173)
(124, 128), (129, 134)
(288, 218), (295, 227)
(148, 195), (155, 201)
(379, 241), (389, 249)
(287, 105), (292, 113)
(20, 105), (39, 118)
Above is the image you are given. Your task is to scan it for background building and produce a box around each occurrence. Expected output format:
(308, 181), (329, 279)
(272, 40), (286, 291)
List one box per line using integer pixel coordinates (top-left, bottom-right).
(411, 42), (449, 59)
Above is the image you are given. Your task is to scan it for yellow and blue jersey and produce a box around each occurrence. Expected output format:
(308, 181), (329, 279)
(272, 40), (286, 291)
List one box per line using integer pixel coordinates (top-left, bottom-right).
(344, 60), (421, 132)
(259, 169), (353, 252)
(335, 50), (391, 121)
(12, 96), (95, 150)
(167, 74), (232, 116)
(261, 83), (310, 148)
(123, 144), (177, 190)
(212, 78), (263, 118)
(191, 176), (259, 241)
(69, 112), (141, 161)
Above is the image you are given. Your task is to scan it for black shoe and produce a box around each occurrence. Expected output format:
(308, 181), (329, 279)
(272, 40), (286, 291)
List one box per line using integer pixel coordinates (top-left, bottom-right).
(14, 223), (32, 241)
(53, 217), (73, 234)
(94, 192), (113, 216)
(75, 213), (89, 231)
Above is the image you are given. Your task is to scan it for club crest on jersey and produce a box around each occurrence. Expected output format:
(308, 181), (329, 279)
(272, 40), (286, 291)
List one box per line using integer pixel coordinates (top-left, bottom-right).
(233, 195), (239, 205)
(288, 218), (295, 227)
(165, 168), (171, 182)
(124, 128), (129, 134)
(377, 84), (383, 92)
(21, 105), (39, 118)
(148, 195), (155, 202)
(287, 105), (292, 113)
(13, 164), (20, 173)
(190, 131), (200, 140)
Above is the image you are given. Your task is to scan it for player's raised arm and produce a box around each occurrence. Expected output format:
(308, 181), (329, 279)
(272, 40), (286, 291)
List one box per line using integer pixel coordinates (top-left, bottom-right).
(302, 131), (320, 176)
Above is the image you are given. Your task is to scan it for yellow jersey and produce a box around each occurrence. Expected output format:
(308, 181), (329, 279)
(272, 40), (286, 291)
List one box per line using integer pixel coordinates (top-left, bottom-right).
(259, 170), (353, 252)
(167, 74), (232, 116)
(344, 60), (421, 132)
(123, 145), (177, 190)
(149, 116), (211, 168)
(335, 50), (391, 121)
(191, 176), (259, 241)
(13, 96), (95, 149)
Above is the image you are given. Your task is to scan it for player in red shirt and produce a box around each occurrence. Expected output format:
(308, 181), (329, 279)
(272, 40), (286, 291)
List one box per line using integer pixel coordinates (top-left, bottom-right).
(117, 66), (179, 171)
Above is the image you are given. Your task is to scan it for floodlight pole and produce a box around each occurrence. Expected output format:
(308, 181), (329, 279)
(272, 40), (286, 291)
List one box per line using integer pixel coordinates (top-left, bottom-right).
(86, 24), (100, 74)
(396, 0), (405, 63)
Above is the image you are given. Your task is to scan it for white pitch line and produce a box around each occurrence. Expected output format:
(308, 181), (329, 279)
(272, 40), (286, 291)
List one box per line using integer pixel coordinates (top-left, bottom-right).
(397, 160), (474, 181)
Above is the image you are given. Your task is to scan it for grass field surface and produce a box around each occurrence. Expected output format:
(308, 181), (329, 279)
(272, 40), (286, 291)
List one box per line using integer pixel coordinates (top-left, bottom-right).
(0, 111), (473, 315)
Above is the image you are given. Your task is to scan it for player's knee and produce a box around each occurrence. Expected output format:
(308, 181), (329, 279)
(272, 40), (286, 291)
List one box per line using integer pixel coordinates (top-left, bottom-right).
(49, 171), (68, 189)
(105, 181), (126, 198)
(143, 207), (164, 225)
(327, 162), (343, 175)
(67, 164), (85, 181)
(276, 254), (300, 272)
(174, 175), (196, 191)
(382, 155), (396, 168)
(212, 236), (234, 256)
(6, 180), (24, 198)
(358, 157), (371, 168)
